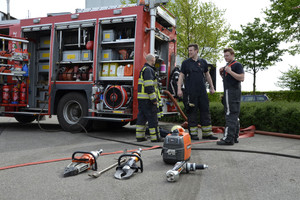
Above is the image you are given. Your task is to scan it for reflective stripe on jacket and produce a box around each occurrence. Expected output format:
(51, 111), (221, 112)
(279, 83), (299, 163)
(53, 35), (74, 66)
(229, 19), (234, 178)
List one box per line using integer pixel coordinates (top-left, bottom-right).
(138, 64), (158, 103)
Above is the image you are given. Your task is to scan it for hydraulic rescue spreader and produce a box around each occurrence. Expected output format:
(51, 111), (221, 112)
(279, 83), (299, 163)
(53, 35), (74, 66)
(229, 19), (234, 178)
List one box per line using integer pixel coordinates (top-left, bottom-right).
(114, 148), (143, 180)
(64, 149), (103, 177)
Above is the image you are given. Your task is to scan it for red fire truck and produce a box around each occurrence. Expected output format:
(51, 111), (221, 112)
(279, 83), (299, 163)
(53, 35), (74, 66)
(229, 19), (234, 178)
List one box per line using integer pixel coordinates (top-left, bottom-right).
(0, 2), (177, 132)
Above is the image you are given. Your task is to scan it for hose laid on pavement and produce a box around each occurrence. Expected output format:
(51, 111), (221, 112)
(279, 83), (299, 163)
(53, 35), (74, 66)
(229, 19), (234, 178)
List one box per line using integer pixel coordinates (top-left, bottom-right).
(1, 92), (299, 171)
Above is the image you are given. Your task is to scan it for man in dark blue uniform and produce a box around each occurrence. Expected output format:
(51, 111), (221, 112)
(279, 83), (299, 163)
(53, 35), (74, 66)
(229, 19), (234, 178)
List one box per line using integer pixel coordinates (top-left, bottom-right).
(177, 44), (217, 140)
(217, 48), (245, 145)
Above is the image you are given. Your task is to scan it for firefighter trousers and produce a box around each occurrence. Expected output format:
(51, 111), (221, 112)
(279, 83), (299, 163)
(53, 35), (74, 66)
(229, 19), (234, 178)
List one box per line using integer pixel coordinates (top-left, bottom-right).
(223, 88), (241, 142)
(136, 100), (160, 141)
(185, 95), (212, 137)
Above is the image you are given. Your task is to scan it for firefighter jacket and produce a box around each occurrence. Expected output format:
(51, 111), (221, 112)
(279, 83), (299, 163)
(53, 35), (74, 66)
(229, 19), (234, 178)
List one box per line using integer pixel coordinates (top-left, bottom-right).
(138, 63), (163, 118)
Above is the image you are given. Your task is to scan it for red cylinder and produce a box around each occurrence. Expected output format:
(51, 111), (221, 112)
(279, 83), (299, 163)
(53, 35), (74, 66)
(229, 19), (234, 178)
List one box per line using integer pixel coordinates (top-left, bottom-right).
(2, 85), (10, 104)
(86, 41), (93, 50)
(20, 82), (26, 104)
(12, 85), (19, 104)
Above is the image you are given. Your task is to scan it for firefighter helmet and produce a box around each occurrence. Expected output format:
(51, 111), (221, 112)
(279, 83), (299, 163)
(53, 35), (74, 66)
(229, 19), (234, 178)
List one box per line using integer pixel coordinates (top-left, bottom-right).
(171, 125), (185, 133)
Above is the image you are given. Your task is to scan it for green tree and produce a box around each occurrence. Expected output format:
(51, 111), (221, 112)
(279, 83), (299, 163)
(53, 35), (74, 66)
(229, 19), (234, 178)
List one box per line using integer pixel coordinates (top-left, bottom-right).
(167, 0), (229, 63)
(120, 0), (137, 4)
(230, 18), (284, 94)
(277, 66), (300, 90)
(264, 0), (300, 55)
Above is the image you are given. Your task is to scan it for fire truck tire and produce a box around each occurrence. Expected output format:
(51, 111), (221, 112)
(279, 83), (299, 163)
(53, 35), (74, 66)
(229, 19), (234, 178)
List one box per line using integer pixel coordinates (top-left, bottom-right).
(57, 92), (92, 132)
(14, 115), (37, 124)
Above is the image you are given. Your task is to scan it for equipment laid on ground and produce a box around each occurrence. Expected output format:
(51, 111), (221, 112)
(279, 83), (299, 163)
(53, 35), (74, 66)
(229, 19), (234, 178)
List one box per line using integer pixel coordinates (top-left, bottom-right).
(162, 125), (191, 164)
(89, 158), (126, 178)
(63, 149), (103, 177)
(114, 148), (143, 180)
(166, 161), (208, 182)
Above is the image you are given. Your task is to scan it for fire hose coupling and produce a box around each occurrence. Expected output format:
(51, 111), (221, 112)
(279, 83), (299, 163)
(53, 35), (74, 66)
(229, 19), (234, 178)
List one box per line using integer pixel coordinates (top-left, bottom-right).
(166, 161), (208, 182)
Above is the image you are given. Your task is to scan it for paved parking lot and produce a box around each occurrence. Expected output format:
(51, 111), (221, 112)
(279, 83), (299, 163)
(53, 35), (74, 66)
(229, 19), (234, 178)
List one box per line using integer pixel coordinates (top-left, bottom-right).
(1, 116), (300, 200)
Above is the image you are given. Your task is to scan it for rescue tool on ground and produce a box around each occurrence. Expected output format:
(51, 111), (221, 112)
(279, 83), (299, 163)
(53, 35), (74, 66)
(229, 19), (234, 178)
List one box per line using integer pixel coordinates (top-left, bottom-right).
(166, 161), (208, 182)
(162, 125), (192, 164)
(63, 149), (103, 177)
(89, 158), (127, 178)
(114, 148), (143, 180)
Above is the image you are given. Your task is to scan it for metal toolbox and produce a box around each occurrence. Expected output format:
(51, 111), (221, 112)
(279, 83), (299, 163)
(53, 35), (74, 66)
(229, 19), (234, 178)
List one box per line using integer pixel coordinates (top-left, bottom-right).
(102, 30), (115, 42)
(101, 49), (117, 61)
(62, 50), (81, 62)
(81, 50), (93, 61)
(38, 63), (50, 72)
(38, 50), (50, 61)
(39, 36), (51, 49)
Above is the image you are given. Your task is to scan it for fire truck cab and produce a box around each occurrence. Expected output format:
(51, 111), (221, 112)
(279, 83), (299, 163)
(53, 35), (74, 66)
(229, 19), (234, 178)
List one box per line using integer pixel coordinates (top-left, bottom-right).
(0, 3), (177, 132)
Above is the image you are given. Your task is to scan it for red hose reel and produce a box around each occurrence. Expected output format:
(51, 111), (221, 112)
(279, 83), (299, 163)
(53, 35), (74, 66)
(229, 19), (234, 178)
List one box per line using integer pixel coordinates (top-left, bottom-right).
(103, 85), (128, 110)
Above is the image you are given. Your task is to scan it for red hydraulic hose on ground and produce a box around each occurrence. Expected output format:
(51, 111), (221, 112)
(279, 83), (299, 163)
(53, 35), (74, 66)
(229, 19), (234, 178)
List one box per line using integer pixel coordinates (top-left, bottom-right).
(0, 146), (161, 171)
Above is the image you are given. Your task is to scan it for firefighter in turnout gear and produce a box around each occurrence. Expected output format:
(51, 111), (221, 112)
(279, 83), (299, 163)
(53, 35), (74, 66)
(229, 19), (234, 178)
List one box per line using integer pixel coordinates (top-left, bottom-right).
(217, 48), (244, 145)
(177, 44), (218, 140)
(136, 54), (163, 142)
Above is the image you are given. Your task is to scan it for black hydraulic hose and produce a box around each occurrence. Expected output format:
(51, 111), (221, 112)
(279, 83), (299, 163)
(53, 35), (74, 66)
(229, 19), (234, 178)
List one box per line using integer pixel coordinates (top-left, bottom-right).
(191, 147), (300, 160)
(83, 131), (300, 160)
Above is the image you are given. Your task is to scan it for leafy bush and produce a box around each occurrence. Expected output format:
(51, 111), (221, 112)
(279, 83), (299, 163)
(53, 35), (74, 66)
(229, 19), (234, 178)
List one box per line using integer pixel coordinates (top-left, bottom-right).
(208, 91), (300, 102)
(162, 101), (300, 135)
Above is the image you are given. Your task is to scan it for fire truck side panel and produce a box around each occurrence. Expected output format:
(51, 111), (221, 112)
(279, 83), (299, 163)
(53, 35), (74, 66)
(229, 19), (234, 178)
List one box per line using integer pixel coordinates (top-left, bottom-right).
(0, 4), (177, 131)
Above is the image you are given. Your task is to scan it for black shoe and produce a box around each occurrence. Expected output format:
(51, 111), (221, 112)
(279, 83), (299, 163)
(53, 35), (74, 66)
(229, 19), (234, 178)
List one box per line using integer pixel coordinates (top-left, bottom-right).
(217, 140), (234, 145)
(234, 138), (239, 143)
(136, 137), (147, 142)
(151, 138), (164, 142)
(202, 135), (218, 140)
(191, 135), (200, 140)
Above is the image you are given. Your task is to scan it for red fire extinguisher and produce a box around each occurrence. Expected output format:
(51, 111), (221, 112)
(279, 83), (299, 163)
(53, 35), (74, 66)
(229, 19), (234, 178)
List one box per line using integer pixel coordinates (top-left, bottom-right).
(20, 82), (26, 104)
(2, 84), (10, 104)
(12, 85), (19, 104)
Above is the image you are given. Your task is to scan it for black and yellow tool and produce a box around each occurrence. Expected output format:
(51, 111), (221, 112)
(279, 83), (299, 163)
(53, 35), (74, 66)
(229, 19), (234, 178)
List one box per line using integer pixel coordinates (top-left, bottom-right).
(114, 148), (143, 180)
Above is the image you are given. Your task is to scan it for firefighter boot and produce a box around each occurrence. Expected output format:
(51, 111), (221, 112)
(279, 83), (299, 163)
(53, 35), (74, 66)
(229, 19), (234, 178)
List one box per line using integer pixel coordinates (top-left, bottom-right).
(202, 125), (218, 140)
(136, 125), (147, 142)
(189, 126), (199, 140)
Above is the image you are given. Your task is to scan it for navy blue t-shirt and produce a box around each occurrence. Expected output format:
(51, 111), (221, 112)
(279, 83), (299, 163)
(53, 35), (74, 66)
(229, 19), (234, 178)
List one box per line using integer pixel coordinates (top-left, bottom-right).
(181, 57), (208, 95)
(223, 60), (244, 89)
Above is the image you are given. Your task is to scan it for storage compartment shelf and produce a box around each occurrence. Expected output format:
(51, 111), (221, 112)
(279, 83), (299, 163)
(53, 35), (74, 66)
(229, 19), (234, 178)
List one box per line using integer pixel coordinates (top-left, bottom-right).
(99, 76), (133, 81)
(0, 71), (26, 76)
(0, 103), (28, 107)
(102, 38), (135, 44)
(64, 43), (87, 47)
(0, 64), (14, 67)
(57, 61), (93, 64)
(100, 60), (133, 63)
(0, 56), (25, 61)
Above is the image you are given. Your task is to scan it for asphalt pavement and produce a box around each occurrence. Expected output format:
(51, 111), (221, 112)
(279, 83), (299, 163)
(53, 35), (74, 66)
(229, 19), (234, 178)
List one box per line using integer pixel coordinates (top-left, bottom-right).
(0, 116), (299, 200)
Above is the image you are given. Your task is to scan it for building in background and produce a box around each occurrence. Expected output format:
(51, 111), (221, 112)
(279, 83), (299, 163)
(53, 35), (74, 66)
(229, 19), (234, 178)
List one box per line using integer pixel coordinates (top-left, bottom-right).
(86, 0), (130, 8)
(0, 11), (16, 21)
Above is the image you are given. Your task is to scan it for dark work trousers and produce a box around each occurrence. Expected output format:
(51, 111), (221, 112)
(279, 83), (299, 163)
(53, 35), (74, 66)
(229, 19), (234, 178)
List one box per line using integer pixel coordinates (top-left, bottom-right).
(223, 88), (241, 142)
(136, 100), (159, 141)
(185, 94), (212, 134)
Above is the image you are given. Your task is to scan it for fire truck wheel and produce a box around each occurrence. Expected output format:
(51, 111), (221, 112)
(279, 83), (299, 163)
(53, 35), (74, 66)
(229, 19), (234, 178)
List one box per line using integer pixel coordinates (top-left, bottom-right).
(57, 92), (92, 132)
(14, 115), (37, 124)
